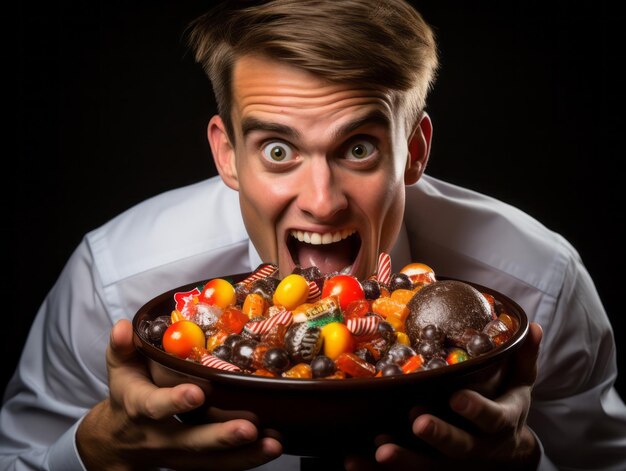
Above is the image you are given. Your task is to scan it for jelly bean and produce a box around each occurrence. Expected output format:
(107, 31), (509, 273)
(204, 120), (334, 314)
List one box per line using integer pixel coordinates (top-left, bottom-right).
(273, 274), (309, 310)
(321, 322), (354, 360)
(395, 331), (411, 346)
(170, 309), (185, 323)
(446, 347), (468, 365)
(162, 320), (206, 359)
(199, 278), (236, 309)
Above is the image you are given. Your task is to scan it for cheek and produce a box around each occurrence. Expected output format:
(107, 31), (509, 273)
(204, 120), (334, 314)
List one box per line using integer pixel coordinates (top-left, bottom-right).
(361, 175), (405, 247)
(237, 173), (292, 258)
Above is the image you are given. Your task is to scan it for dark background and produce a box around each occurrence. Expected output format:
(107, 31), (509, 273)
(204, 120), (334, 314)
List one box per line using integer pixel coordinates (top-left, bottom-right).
(6, 0), (624, 400)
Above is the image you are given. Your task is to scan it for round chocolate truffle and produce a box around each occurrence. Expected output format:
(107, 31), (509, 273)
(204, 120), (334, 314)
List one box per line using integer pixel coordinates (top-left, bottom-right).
(406, 280), (492, 347)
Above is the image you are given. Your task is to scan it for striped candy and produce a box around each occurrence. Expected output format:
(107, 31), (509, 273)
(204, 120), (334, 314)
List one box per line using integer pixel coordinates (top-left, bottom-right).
(243, 309), (293, 335)
(377, 252), (392, 286)
(307, 280), (321, 302)
(199, 354), (241, 372)
(238, 263), (278, 285)
(346, 316), (380, 336)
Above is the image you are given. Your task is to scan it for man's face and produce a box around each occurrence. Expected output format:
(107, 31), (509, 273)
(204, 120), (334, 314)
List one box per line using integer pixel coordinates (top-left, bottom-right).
(217, 55), (412, 280)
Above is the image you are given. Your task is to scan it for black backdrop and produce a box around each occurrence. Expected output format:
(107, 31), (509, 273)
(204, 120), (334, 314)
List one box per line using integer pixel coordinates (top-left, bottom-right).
(6, 0), (625, 401)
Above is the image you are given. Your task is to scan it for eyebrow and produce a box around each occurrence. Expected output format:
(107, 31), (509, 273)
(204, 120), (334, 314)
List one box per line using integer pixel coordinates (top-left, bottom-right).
(240, 109), (391, 141)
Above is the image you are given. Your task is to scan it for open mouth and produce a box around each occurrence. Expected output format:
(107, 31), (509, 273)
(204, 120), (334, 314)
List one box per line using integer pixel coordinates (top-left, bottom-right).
(287, 229), (361, 275)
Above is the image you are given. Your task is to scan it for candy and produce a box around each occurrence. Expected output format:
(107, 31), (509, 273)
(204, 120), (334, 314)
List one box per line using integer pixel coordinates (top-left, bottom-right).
(335, 352), (376, 378)
(162, 320), (206, 359)
(146, 257), (520, 380)
(292, 296), (342, 326)
(199, 278), (236, 309)
(399, 262), (436, 285)
(284, 322), (323, 363)
(376, 252), (392, 286)
(273, 274), (310, 310)
(242, 309), (293, 336)
(242, 293), (269, 319)
(238, 263), (279, 285)
(321, 322), (355, 360)
(321, 274), (365, 311)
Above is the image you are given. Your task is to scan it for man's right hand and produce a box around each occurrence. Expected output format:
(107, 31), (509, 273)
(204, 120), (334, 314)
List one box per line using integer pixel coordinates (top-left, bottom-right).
(76, 319), (283, 470)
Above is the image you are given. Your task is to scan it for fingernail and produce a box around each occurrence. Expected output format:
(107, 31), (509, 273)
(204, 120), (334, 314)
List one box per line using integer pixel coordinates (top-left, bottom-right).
(184, 389), (201, 407)
(235, 425), (256, 442)
(416, 419), (434, 438)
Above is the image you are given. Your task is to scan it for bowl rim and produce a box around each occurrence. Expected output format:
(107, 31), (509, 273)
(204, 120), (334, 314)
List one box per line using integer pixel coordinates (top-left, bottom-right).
(133, 272), (529, 391)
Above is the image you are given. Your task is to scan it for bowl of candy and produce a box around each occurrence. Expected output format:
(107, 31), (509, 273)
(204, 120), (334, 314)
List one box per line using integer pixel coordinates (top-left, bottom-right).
(133, 255), (528, 458)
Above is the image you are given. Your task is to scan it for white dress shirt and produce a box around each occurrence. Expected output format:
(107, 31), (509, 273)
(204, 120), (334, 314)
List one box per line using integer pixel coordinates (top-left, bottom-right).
(1, 174), (624, 470)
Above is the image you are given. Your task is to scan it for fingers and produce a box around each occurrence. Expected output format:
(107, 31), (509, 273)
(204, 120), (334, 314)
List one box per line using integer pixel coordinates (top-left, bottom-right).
(154, 420), (283, 470)
(108, 318), (137, 363)
(412, 413), (474, 457)
(107, 319), (206, 420)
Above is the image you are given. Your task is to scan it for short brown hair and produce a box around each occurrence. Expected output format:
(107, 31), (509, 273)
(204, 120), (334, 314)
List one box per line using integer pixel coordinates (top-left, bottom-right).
(186, 0), (439, 140)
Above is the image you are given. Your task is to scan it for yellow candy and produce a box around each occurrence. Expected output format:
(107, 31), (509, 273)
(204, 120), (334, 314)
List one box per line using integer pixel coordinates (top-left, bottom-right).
(272, 274), (309, 310)
(170, 309), (185, 323)
(395, 331), (411, 345)
(321, 322), (354, 360)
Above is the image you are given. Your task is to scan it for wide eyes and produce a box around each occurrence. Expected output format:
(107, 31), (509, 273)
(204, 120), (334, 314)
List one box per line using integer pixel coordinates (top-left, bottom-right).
(346, 140), (375, 161)
(262, 141), (295, 163)
(259, 138), (378, 166)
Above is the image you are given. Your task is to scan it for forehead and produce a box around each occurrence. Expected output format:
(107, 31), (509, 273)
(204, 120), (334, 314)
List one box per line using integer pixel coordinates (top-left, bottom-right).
(231, 55), (400, 134)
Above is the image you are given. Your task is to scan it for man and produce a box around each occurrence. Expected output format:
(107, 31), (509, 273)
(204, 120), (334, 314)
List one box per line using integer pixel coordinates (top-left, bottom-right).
(1, 1), (625, 470)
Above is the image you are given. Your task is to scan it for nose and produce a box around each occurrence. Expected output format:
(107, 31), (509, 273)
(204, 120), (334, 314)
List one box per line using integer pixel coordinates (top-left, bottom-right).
(296, 158), (348, 221)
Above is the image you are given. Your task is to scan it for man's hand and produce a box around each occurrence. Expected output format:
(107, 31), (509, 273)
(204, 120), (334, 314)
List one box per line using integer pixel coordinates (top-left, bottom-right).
(346, 322), (543, 470)
(76, 319), (282, 471)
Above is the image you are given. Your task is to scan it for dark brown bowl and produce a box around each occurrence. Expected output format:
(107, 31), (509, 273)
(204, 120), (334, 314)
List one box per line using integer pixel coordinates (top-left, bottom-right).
(133, 273), (528, 458)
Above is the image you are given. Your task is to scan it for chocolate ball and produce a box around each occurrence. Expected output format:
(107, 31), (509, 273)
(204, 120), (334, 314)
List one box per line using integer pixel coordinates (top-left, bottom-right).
(406, 280), (492, 347)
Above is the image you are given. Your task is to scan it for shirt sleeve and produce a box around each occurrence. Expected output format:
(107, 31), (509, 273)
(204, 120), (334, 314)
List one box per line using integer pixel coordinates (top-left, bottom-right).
(0, 240), (111, 470)
(528, 241), (626, 469)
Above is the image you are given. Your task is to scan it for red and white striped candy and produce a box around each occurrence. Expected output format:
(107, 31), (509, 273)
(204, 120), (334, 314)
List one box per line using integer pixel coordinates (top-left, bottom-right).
(376, 252), (392, 286)
(238, 263), (278, 285)
(307, 280), (321, 302)
(244, 309), (293, 335)
(346, 316), (380, 336)
(200, 354), (241, 372)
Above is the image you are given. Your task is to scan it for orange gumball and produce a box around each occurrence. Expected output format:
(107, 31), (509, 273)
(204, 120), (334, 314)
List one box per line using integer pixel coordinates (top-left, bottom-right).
(162, 320), (206, 359)
(199, 278), (236, 309)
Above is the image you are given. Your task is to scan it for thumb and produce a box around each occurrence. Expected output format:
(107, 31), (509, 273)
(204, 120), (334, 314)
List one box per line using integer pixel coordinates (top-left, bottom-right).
(107, 318), (143, 369)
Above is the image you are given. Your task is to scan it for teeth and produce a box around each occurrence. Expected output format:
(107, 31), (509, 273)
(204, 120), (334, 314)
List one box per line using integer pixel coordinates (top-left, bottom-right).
(291, 229), (355, 245)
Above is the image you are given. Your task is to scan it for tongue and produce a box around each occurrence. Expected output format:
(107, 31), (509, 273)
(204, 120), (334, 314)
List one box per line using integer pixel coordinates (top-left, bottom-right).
(296, 238), (354, 274)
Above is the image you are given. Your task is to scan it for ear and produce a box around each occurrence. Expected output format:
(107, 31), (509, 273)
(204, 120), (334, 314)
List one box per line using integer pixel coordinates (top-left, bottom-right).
(207, 115), (239, 191)
(404, 112), (433, 185)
